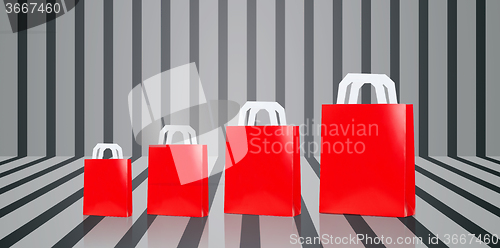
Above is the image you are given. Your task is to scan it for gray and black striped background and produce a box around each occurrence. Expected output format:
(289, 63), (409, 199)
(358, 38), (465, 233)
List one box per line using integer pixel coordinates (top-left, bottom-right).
(1, 0), (500, 247)
(1, 0), (499, 157)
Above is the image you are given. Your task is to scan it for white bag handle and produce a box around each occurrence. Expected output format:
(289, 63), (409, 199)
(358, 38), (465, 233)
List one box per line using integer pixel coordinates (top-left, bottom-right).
(92, 143), (124, 159)
(337, 73), (398, 104)
(237, 101), (287, 126)
(158, 125), (198, 144)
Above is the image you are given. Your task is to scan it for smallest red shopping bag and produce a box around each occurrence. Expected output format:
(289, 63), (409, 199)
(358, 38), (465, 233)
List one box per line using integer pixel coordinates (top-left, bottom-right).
(148, 125), (208, 217)
(84, 143), (132, 217)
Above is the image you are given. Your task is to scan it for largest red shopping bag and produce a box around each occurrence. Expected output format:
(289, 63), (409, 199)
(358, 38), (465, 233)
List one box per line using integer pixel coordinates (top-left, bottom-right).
(225, 101), (301, 217)
(320, 74), (415, 217)
(84, 143), (132, 217)
(148, 125), (208, 217)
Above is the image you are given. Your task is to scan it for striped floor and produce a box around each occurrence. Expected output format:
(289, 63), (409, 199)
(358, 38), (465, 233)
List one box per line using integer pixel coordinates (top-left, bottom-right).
(0, 155), (499, 247)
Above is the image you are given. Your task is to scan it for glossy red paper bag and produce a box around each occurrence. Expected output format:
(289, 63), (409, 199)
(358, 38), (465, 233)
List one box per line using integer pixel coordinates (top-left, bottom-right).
(225, 102), (301, 217)
(147, 125), (208, 217)
(84, 144), (132, 217)
(320, 74), (415, 217)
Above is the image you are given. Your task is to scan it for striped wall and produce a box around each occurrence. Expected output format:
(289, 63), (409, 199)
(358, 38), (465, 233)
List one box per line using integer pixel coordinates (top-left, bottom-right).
(1, 0), (499, 157)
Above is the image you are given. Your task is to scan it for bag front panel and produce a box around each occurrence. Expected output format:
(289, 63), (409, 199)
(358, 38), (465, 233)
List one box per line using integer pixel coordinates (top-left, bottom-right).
(83, 159), (132, 217)
(225, 126), (300, 216)
(320, 104), (411, 217)
(148, 145), (208, 217)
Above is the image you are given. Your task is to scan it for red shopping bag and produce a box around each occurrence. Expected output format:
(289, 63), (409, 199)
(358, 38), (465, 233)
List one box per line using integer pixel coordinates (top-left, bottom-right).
(320, 74), (415, 217)
(84, 143), (132, 217)
(225, 102), (301, 217)
(148, 125), (208, 217)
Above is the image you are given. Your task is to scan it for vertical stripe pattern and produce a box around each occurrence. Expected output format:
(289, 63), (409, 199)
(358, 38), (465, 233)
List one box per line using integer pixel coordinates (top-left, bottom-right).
(333, 0), (342, 103)
(284, 0), (304, 128)
(313, 0), (334, 155)
(75, 0), (85, 157)
(457, 0), (476, 155)
(476, 0), (486, 156)
(275, 0), (285, 107)
(400, 0), (419, 154)
(448, 0), (457, 156)
(304, 0), (314, 157)
(132, 0), (142, 157)
(342, 0), (361, 103)
(390, 0), (400, 100)
(256, 0), (275, 104)
(0, 0), (495, 159)
(56, 0), (76, 155)
(219, 0), (228, 125)
(103, 0), (113, 144)
(46, 0), (57, 157)
(428, 0), (447, 155)
(0, 1), (18, 156)
(27, 1), (47, 156)
(113, 0), (133, 156)
(371, 0), (391, 97)
(486, 0), (500, 156)
(190, 0), (200, 135)
(161, 0), (171, 126)
(419, 0), (429, 156)
(18, 1), (28, 157)
(84, 0), (104, 156)
(361, 0), (371, 104)
(0, 1), (499, 246)
(227, 0), (247, 127)
(247, 0), (256, 101)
